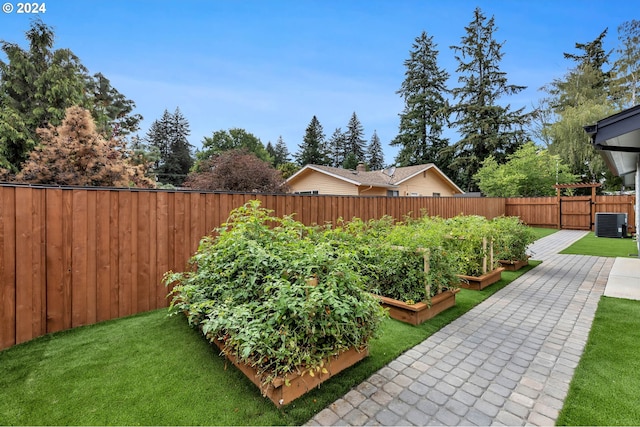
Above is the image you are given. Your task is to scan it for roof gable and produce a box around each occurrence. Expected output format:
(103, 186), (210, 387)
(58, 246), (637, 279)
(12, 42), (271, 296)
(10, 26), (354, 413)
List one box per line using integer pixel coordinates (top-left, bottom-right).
(287, 164), (463, 193)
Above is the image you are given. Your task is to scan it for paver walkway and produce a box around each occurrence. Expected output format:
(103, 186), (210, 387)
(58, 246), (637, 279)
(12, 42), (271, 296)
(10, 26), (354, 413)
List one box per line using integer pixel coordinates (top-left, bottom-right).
(307, 230), (615, 426)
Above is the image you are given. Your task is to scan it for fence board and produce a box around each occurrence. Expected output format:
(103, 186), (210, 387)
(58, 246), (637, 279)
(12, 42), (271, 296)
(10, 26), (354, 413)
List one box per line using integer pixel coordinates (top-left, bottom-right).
(95, 190), (112, 322)
(71, 190), (88, 328)
(0, 184), (636, 351)
(45, 189), (65, 334)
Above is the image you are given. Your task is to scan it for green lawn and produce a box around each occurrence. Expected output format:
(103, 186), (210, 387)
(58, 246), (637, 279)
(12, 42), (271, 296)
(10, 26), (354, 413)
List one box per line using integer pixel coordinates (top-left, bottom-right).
(0, 263), (540, 426)
(560, 231), (638, 257)
(557, 297), (640, 426)
(557, 230), (640, 425)
(530, 226), (558, 240)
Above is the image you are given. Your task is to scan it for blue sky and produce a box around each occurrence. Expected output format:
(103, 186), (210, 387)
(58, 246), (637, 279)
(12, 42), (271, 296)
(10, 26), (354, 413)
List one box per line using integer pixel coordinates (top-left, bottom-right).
(1, 0), (638, 165)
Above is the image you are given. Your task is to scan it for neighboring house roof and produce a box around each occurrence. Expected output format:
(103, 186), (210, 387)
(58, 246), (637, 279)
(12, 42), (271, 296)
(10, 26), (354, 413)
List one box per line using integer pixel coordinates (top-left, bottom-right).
(287, 163), (464, 193)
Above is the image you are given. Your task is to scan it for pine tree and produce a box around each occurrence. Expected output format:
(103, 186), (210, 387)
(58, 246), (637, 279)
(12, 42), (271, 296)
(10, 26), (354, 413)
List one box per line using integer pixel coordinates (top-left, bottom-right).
(391, 31), (450, 168)
(447, 7), (530, 191)
(344, 112), (366, 162)
(295, 116), (329, 166)
(366, 130), (385, 170)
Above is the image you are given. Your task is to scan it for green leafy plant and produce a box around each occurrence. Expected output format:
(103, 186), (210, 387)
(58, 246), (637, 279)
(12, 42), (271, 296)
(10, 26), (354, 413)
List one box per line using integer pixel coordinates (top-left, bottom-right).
(164, 200), (386, 389)
(353, 215), (463, 304)
(491, 216), (537, 262)
(442, 215), (499, 277)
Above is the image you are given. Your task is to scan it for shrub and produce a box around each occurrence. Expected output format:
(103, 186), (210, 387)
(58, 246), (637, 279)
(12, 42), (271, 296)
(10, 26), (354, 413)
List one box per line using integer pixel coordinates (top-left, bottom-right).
(491, 216), (537, 261)
(165, 201), (386, 388)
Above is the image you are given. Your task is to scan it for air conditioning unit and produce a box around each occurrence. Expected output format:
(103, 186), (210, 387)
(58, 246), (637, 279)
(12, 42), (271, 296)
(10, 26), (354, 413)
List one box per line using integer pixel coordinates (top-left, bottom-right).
(595, 213), (628, 238)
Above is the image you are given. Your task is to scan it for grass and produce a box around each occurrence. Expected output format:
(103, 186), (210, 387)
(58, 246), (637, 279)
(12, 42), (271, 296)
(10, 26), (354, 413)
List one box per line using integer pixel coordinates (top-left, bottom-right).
(557, 297), (640, 426)
(0, 262), (540, 426)
(556, 229), (640, 425)
(560, 231), (638, 257)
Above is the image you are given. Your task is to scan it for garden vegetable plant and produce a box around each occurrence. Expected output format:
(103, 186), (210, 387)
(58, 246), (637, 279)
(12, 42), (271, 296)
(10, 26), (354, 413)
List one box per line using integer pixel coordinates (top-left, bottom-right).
(165, 201), (387, 389)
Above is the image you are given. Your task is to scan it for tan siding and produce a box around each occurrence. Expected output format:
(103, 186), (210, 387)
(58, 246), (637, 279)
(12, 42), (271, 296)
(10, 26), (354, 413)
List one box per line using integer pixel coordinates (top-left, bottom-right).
(288, 172), (358, 195)
(358, 187), (388, 196)
(398, 169), (460, 197)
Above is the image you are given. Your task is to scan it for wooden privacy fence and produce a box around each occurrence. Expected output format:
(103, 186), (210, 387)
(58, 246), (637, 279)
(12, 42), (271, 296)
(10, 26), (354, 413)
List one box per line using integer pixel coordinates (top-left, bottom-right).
(505, 195), (636, 232)
(0, 184), (505, 351)
(0, 184), (635, 351)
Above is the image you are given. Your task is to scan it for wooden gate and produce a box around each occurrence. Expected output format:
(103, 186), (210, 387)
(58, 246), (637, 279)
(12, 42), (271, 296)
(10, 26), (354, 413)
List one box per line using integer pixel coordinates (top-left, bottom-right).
(560, 196), (593, 230)
(555, 183), (600, 231)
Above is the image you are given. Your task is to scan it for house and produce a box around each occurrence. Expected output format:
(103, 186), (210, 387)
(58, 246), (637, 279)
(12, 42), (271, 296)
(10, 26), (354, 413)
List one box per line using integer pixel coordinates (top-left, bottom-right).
(584, 104), (640, 257)
(286, 163), (464, 197)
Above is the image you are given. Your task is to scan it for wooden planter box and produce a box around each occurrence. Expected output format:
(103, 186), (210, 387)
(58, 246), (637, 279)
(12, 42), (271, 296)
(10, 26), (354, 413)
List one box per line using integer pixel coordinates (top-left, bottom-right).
(498, 258), (529, 271)
(377, 289), (459, 325)
(458, 267), (504, 290)
(211, 338), (368, 407)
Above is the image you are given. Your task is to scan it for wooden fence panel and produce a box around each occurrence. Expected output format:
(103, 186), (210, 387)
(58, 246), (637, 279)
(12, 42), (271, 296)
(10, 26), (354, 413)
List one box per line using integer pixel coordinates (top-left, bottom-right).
(0, 184), (636, 351)
(506, 197), (558, 228)
(0, 187), (16, 349)
(596, 195), (636, 233)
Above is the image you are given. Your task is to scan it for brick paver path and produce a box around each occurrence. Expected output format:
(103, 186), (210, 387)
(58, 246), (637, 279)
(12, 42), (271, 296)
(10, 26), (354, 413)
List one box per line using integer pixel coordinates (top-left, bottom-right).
(306, 230), (614, 426)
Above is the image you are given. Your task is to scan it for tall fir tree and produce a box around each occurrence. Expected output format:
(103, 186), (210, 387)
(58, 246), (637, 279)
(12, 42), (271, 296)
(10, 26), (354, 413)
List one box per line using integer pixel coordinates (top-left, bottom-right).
(0, 20), (141, 172)
(544, 30), (616, 184)
(266, 136), (291, 167)
(447, 8), (530, 191)
(614, 20), (640, 107)
(366, 130), (385, 170)
(344, 112), (366, 163)
(327, 127), (347, 167)
(295, 116), (329, 166)
(146, 108), (193, 186)
(391, 31), (450, 168)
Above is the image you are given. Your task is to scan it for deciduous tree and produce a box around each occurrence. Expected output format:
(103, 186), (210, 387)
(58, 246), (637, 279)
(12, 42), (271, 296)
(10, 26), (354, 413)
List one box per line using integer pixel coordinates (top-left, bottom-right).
(474, 142), (577, 197)
(183, 149), (286, 192)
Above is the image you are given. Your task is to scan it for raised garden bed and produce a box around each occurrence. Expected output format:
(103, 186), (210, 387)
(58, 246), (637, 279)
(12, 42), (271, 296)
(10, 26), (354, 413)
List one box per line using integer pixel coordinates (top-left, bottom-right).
(377, 289), (459, 325)
(211, 338), (368, 406)
(458, 267), (504, 290)
(498, 257), (529, 271)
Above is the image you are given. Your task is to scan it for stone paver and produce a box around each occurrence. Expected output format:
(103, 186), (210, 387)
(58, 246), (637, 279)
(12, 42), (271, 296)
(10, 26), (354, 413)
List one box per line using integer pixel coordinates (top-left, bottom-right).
(306, 230), (617, 426)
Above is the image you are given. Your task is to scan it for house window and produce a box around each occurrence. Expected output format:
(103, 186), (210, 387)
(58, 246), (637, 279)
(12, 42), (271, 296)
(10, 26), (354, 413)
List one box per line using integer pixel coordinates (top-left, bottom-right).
(386, 190), (399, 197)
(295, 190), (319, 195)
(432, 192), (441, 197)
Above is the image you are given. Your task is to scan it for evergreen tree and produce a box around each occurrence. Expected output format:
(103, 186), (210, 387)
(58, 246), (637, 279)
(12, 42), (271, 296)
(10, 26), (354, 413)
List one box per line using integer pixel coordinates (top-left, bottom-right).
(327, 127), (347, 167)
(145, 108), (193, 186)
(543, 30), (616, 184)
(15, 106), (153, 188)
(295, 116), (329, 166)
(563, 28), (611, 92)
(447, 8), (530, 191)
(366, 130), (385, 170)
(271, 136), (291, 167)
(391, 31), (450, 168)
(0, 20), (141, 171)
(614, 20), (640, 107)
(344, 112), (366, 162)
